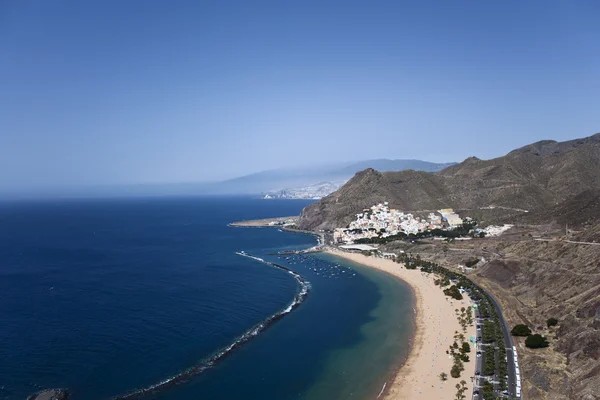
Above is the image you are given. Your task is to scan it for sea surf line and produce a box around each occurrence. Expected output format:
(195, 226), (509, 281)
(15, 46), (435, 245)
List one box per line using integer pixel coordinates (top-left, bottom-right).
(110, 252), (310, 400)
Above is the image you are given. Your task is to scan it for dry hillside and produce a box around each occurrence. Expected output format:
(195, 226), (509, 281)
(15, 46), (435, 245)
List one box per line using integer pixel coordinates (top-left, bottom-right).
(298, 132), (600, 399)
(298, 132), (600, 231)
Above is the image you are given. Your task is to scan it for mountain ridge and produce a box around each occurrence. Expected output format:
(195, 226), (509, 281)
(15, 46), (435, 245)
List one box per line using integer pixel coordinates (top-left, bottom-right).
(207, 158), (456, 195)
(299, 132), (600, 231)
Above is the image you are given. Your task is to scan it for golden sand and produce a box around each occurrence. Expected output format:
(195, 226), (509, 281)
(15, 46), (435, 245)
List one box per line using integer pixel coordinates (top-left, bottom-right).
(324, 249), (477, 400)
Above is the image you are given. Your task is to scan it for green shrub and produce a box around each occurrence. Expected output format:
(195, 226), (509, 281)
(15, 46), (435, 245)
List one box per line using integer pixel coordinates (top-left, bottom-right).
(482, 320), (496, 343)
(481, 381), (494, 400)
(464, 258), (480, 268)
(461, 342), (471, 354)
(525, 334), (549, 348)
(547, 318), (558, 327)
(510, 324), (532, 336)
(483, 350), (496, 375)
(450, 364), (461, 378)
(444, 285), (464, 300)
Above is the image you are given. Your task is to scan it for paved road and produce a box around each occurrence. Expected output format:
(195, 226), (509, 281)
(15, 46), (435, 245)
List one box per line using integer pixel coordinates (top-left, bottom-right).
(534, 238), (600, 246)
(468, 284), (519, 399)
(486, 289), (518, 398)
(472, 308), (483, 400)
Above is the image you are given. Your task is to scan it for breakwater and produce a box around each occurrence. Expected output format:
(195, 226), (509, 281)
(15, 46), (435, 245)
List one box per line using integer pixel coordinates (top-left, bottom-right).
(108, 253), (310, 400)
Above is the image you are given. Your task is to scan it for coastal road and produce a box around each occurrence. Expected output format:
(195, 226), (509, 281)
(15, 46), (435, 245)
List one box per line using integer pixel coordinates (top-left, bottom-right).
(534, 238), (600, 246)
(470, 284), (519, 399)
(485, 290), (518, 398)
(473, 311), (483, 400)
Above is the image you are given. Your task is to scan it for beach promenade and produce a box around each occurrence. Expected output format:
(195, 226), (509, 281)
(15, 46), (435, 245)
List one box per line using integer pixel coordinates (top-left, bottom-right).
(325, 249), (477, 400)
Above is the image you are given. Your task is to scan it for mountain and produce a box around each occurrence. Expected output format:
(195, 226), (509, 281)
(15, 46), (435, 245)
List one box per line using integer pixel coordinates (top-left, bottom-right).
(298, 133), (600, 230)
(298, 132), (600, 400)
(335, 159), (456, 176)
(205, 159), (455, 195)
(1, 159), (454, 200)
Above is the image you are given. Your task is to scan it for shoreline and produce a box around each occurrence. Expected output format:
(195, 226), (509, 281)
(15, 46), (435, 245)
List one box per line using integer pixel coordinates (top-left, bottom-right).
(324, 248), (476, 400)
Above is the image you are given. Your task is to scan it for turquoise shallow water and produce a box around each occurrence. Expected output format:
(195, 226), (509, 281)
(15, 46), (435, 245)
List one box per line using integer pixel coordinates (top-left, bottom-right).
(0, 197), (413, 400)
(300, 253), (415, 400)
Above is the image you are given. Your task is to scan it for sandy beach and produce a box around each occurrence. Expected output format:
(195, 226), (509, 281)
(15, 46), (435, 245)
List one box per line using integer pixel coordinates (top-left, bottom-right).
(325, 249), (476, 400)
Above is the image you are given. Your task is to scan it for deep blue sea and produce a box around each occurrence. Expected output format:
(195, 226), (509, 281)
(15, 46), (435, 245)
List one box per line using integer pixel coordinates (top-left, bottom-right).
(0, 197), (413, 400)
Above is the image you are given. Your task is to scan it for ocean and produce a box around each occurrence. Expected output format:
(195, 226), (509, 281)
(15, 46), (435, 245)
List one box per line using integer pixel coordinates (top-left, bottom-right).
(0, 197), (413, 400)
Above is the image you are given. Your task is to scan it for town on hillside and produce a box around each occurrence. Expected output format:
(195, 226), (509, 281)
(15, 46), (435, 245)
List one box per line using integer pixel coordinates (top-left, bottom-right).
(333, 202), (513, 245)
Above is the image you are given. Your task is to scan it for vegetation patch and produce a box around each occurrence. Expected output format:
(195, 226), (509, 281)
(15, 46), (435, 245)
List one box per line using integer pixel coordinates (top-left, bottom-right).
(464, 258), (480, 268)
(511, 324), (532, 336)
(355, 221), (480, 244)
(526, 334), (550, 348)
(444, 285), (464, 300)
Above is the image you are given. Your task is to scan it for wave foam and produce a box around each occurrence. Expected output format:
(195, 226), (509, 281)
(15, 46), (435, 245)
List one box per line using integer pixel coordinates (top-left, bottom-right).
(112, 252), (310, 399)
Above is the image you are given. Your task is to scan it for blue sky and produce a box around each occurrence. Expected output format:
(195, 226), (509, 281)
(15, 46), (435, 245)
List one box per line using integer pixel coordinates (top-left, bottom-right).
(1, 0), (599, 190)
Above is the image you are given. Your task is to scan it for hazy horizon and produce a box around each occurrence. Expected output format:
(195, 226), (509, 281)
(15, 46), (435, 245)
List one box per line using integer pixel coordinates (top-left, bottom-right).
(0, 157), (456, 199)
(2, 1), (599, 194)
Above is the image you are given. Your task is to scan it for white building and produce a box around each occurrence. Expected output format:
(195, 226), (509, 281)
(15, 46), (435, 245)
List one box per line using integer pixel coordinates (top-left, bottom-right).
(438, 208), (463, 228)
